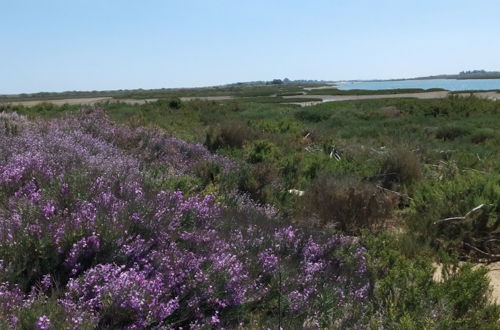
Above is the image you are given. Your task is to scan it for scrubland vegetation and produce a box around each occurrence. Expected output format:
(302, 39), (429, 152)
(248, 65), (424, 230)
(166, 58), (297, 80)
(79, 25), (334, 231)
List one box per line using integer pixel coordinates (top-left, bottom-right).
(1, 89), (500, 328)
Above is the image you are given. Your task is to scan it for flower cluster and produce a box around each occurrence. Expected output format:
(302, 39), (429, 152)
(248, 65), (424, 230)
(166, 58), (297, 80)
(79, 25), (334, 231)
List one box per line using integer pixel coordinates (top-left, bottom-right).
(0, 110), (370, 328)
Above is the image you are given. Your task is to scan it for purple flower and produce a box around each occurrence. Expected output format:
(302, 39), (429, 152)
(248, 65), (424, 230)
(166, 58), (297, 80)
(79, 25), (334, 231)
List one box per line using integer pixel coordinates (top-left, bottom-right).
(0, 110), (373, 327)
(42, 202), (56, 219)
(60, 183), (70, 195)
(36, 315), (51, 330)
(65, 234), (100, 275)
(41, 274), (52, 291)
(259, 249), (279, 273)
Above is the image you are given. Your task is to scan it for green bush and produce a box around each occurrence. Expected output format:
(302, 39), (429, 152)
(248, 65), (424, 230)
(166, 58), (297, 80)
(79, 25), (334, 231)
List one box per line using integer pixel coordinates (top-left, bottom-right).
(168, 97), (182, 109)
(470, 129), (496, 144)
(245, 140), (279, 164)
(435, 125), (470, 141)
(234, 163), (280, 204)
(295, 109), (331, 122)
(364, 234), (500, 329)
(407, 171), (500, 258)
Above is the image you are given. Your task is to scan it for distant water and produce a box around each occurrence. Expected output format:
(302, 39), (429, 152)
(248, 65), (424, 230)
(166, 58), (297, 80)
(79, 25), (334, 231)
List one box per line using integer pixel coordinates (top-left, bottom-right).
(338, 79), (500, 91)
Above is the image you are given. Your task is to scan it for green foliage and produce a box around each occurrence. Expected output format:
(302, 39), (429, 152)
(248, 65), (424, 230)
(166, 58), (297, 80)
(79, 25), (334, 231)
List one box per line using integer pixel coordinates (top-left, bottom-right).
(407, 171), (500, 258)
(233, 163), (279, 203)
(8, 295), (94, 329)
(245, 140), (280, 164)
(2, 89), (500, 327)
(295, 108), (331, 122)
(168, 97), (182, 109)
(435, 125), (471, 141)
(364, 234), (500, 329)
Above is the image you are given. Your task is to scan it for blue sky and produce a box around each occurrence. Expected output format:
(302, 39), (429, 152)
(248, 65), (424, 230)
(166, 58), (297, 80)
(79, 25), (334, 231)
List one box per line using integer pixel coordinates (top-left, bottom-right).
(1, 0), (499, 94)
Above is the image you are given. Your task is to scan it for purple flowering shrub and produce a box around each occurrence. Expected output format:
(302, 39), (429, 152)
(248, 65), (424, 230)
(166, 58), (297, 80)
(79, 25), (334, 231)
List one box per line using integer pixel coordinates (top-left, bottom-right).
(0, 110), (370, 328)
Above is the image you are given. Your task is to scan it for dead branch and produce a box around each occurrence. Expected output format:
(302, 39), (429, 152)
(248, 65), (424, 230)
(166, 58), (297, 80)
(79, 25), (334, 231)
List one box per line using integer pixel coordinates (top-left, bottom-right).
(434, 217), (466, 224)
(376, 185), (413, 201)
(464, 204), (487, 218)
(434, 204), (490, 225)
(464, 243), (500, 260)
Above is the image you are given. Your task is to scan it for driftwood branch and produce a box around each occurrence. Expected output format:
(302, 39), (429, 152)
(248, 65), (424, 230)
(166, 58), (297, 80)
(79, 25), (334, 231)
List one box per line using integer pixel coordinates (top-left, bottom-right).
(464, 204), (487, 217)
(434, 204), (489, 225)
(329, 148), (341, 161)
(434, 217), (465, 224)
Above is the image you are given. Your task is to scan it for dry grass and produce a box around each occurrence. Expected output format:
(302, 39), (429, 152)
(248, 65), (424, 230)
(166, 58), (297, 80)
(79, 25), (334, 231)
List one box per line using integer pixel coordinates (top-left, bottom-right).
(300, 175), (397, 234)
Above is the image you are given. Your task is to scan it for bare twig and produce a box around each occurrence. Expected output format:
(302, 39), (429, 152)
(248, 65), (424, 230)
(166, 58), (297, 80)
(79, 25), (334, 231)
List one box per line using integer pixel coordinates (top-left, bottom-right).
(464, 243), (500, 260)
(484, 239), (500, 246)
(376, 185), (413, 201)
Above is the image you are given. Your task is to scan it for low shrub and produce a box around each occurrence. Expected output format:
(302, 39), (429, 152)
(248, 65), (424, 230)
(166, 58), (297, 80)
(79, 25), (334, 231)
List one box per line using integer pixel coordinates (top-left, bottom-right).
(470, 129), (496, 144)
(300, 175), (397, 234)
(435, 125), (470, 141)
(364, 234), (500, 329)
(205, 123), (254, 151)
(245, 140), (279, 164)
(378, 147), (423, 189)
(295, 109), (331, 122)
(406, 171), (500, 259)
(0, 110), (371, 328)
(379, 106), (401, 117)
(154, 97), (182, 109)
(168, 97), (182, 109)
(235, 163), (280, 203)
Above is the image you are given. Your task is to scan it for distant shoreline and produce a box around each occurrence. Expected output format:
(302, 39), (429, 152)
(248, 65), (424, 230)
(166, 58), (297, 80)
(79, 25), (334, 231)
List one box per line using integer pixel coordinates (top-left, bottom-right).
(338, 77), (500, 83)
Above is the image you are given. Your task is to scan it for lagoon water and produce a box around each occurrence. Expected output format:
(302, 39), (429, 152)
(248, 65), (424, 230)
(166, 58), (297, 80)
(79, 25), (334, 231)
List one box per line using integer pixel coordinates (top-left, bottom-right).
(338, 79), (500, 91)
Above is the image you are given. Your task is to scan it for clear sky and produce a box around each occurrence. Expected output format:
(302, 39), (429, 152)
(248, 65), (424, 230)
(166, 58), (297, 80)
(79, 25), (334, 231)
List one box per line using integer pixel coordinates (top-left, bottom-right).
(1, 0), (500, 94)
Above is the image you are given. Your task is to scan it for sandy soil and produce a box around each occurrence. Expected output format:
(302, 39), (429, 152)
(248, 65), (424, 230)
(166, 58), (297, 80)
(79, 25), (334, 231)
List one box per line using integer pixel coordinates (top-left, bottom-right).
(486, 262), (500, 303)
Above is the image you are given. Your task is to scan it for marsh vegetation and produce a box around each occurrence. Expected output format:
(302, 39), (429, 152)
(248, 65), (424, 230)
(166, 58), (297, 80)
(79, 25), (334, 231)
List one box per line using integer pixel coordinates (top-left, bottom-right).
(1, 87), (499, 328)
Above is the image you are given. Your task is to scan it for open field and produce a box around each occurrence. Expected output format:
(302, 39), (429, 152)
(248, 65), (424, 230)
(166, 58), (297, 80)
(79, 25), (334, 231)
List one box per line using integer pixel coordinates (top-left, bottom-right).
(1, 85), (500, 328)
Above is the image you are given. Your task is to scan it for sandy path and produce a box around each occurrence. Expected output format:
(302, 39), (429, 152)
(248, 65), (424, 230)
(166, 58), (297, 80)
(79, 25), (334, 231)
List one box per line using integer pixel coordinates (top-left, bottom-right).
(486, 262), (500, 303)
